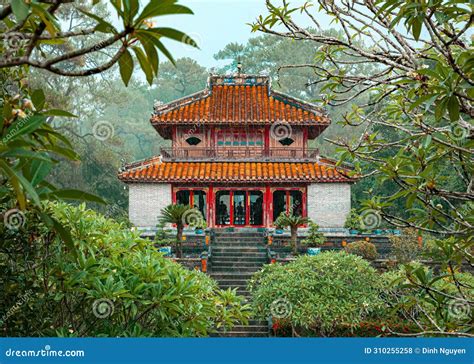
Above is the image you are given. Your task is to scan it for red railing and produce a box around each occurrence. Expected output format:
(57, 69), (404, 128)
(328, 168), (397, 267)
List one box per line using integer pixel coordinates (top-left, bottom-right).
(160, 147), (320, 161)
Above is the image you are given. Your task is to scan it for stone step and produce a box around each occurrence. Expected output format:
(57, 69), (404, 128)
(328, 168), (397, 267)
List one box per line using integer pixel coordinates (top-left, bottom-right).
(219, 325), (268, 333)
(213, 237), (267, 241)
(212, 267), (262, 273)
(212, 247), (267, 253)
(214, 330), (268, 337)
(212, 260), (265, 265)
(212, 265), (264, 271)
(210, 273), (254, 280)
(210, 256), (267, 262)
(216, 279), (250, 286)
(212, 242), (266, 247)
(212, 251), (267, 256)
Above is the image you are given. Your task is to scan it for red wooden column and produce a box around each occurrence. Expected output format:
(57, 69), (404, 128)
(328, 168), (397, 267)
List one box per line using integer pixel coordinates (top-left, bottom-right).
(208, 185), (214, 228)
(264, 126), (270, 157)
(265, 185), (271, 228)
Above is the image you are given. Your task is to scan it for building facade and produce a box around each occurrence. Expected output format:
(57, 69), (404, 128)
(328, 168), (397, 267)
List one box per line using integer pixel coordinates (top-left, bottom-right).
(119, 74), (354, 229)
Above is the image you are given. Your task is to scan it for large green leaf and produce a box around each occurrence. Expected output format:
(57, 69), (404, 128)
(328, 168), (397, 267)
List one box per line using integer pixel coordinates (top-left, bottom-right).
(118, 49), (134, 86)
(132, 46), (154, 85)
(11, 0), (30, 21)
(150, 28), (198, 48)
(137, 0), (193, 23)
(46, 189), (106, 204)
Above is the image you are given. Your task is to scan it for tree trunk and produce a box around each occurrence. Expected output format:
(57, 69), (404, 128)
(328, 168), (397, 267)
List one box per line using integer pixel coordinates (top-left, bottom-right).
(176, 225), (183, 258)
(291, 226), (298, 255)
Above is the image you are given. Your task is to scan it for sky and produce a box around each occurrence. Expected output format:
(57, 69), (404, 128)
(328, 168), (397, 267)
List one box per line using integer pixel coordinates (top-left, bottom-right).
(156, 0), (321, 68)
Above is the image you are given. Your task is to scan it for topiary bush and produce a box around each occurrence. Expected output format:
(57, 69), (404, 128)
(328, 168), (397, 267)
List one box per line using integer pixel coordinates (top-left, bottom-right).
(248, 251), (383, 336)
(0, 202), (250, 337)
(345, 240), (378, 260)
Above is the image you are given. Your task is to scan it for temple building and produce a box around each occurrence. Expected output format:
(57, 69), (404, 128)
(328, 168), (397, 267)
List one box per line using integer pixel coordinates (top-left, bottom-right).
(118, 74), (354, 230)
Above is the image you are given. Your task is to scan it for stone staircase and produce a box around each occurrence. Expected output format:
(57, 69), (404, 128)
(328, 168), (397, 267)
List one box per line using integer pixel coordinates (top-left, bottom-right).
(210, 230), (269, 337)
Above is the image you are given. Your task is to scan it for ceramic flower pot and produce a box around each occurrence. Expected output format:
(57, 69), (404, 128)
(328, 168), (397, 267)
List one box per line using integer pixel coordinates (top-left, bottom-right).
(159, 246), (172, 256)
(275, 229), (284, 234)
(307, 247), (321, 256)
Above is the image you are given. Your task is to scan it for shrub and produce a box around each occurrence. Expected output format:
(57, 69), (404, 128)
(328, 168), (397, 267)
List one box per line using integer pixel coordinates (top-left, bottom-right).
(389, 228), (424, 263)
(248, 251), (383, 336)
(380, 264), (474, 335)
(344, 208), (362, 230)
(0, 202), (250, 337)
(345, 241), (378, 260)
(301, 221), (325, 248)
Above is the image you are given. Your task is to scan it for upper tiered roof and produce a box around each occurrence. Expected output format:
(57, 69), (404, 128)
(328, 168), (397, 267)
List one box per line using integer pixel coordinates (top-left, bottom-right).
(151, 74), (330, 139)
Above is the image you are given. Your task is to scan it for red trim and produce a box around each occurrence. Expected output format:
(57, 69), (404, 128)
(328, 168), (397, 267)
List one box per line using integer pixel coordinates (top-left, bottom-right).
(264, 126), (270, 154)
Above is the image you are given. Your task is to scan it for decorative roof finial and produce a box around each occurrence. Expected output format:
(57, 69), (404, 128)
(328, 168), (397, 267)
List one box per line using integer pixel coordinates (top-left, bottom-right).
(237, 58), (243, 75)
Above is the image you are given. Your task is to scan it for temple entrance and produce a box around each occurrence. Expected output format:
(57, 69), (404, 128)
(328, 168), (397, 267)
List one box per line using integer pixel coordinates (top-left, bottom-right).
(215, 189), (264, 227)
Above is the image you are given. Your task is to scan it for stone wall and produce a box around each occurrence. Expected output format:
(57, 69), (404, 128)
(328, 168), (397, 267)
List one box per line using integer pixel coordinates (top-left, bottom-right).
(128, 183), (172, 228)
(307, 183), (351, 228)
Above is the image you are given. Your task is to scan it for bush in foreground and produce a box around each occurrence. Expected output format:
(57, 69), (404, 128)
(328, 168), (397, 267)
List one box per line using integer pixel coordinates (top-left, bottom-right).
(0, 203), (250, 337)
(248, 252), (383, 336)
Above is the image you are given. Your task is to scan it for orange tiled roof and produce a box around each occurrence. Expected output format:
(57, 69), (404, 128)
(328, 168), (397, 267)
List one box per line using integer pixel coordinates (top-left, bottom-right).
(118, 159), (353, 183)
(151, 75), (329, 126)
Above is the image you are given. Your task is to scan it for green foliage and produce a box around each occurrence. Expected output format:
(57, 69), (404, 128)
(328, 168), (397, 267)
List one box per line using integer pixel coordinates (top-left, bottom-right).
(344, 208), (362, 230)
(274, 212), (309, 254)
(248, 252), (383, 336)
(345, 241), (378, 261)
(381, 264), (474, 336)
(158, 204), (200, 257)
(301, 221), (325, 248)
(389, 228), (424, 263)
(0, 202), (250, 337)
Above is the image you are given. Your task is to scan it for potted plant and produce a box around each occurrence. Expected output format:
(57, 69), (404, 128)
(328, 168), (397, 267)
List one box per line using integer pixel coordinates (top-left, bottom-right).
(158, 204), (198, 258)
(154, 221), (174, 257)
(274, 221), (285, 234)
(344, 209), (361, 235)
(193, 219), (207, 234)
(274, 212), (309, 255)
(302, 221), (325, 255)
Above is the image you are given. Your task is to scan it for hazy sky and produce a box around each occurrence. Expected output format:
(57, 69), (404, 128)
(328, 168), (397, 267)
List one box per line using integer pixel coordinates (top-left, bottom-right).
(157, 0), (320, 68)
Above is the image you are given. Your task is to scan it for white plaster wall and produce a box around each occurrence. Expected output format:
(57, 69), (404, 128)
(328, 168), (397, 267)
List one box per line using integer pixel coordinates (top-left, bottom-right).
(128, 183), (172, 228)
(307, 183), (351, 228)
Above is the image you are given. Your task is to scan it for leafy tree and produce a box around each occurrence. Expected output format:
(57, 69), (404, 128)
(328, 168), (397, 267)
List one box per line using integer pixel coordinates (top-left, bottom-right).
(1, 0), (196, 231)
(274, 212), (309, 254)
(253, 0), (473, 336)
(248, 252), (383, 336)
